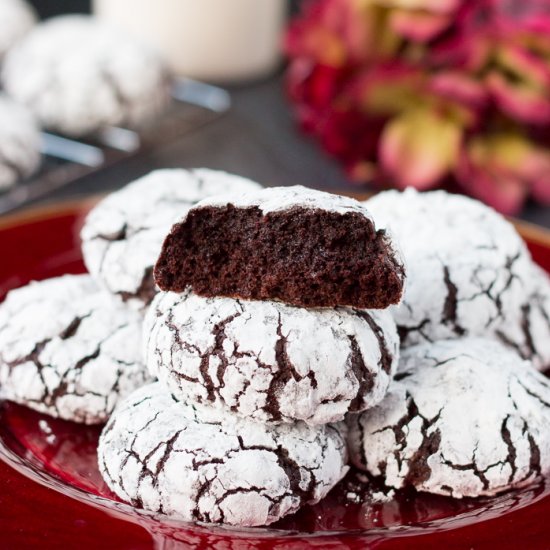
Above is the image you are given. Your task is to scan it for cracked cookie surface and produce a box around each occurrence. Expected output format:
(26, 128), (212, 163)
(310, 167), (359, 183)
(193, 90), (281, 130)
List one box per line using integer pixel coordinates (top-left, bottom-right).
(0, 0), (35, 59)
(144, 290), (399, 425)
(0, 274), (151, 424)
(347, 338), (550, 498)
(365, 189), (533, 347)
(98, 382), (348, 527)
(81, 169), (261, 309)
(154, 185), (405, 309)
(493, 264), (550, 372)
(2, 15), (171, 136)
(0, 94), (41, 190)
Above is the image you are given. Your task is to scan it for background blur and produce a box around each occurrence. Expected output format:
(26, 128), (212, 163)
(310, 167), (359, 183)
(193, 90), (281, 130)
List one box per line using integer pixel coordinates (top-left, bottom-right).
(19, 0), (359, 206)
(15, 0), (550, 227)
(29, 0), (88, 17)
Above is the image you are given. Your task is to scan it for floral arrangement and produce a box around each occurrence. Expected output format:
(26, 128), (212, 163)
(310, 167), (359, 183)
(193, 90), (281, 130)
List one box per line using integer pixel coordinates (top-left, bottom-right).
(285, 0), (550, 214)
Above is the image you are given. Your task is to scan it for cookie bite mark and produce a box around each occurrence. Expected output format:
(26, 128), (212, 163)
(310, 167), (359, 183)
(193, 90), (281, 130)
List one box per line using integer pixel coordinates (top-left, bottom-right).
(155, 188), (405, 309)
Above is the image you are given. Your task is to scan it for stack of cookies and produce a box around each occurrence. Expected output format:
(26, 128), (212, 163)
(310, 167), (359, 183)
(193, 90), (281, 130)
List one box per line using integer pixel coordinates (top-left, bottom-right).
(0, 169), (260, 425)
(4, 168), (550, 527)
(97, 186), (406, 526)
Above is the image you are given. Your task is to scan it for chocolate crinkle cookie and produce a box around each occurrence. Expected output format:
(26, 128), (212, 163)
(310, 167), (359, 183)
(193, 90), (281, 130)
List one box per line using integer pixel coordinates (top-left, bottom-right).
(2, 15), (171, 136)
(0, 0), (35, 60)
(0, 94), (41, 190)
(144, 290), (399, 425)
(493, 264), (550, 372)
(347, 338), (550, 498)
(81, 169), (261, 309)
(154, 186), (405, 309)
(0, 274), (151, 424)
(365, 189), (533, 347)
(98, 382), (348, 527)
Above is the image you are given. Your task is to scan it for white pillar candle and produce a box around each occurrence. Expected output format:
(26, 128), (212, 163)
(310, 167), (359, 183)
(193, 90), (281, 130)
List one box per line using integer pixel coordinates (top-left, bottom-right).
(93, 0), (287, 82)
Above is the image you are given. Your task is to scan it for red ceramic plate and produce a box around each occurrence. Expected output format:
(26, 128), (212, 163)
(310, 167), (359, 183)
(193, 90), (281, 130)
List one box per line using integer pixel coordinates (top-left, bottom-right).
(1, 200), (550, 550)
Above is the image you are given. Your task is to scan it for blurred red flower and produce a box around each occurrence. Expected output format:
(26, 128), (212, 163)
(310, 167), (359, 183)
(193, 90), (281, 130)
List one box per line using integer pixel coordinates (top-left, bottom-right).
(285, 0), (550, 214)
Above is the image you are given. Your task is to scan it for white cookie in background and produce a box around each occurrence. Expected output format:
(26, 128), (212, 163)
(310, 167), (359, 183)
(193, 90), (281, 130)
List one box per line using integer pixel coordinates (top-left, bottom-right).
(365, 189), (534, 347)
(0, 94), (41, 190)
(0, 274), (151, 424)
(2, 14), (171, 136)
(98, 382), (348, 527)
(144, 290), (399, 425)
(0, 0), (35, 60)
(81, 169), (262, 309)
(348, 338), (550, 498)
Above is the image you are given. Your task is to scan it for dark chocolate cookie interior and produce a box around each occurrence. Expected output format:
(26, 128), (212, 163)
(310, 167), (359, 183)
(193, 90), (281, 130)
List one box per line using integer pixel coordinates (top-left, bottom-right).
(154, 205), (404, 308)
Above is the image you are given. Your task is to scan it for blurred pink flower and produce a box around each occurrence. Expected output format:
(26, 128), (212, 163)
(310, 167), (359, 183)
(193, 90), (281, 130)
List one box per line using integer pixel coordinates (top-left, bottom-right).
(285, 0), (550, 212)
(456, 134), (550, 214)
(380, 108), (462, 189)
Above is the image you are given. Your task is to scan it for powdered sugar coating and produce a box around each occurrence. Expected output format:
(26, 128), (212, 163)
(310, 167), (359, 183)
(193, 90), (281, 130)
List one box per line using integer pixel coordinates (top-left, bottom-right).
(365, 189), (533, 346)
(194, 184), (381, 217)
(0, 94), (41, 190)
(493, 264), (550, 372)
(81, 169), (262, 309)
(144, 290), (399, 425)
(98, 382), (348, 527)
(2, 15), (171, 136)
(348, 338), (550, 498)
(0, 0), (35, 59)
(0, 274), (151, 424)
